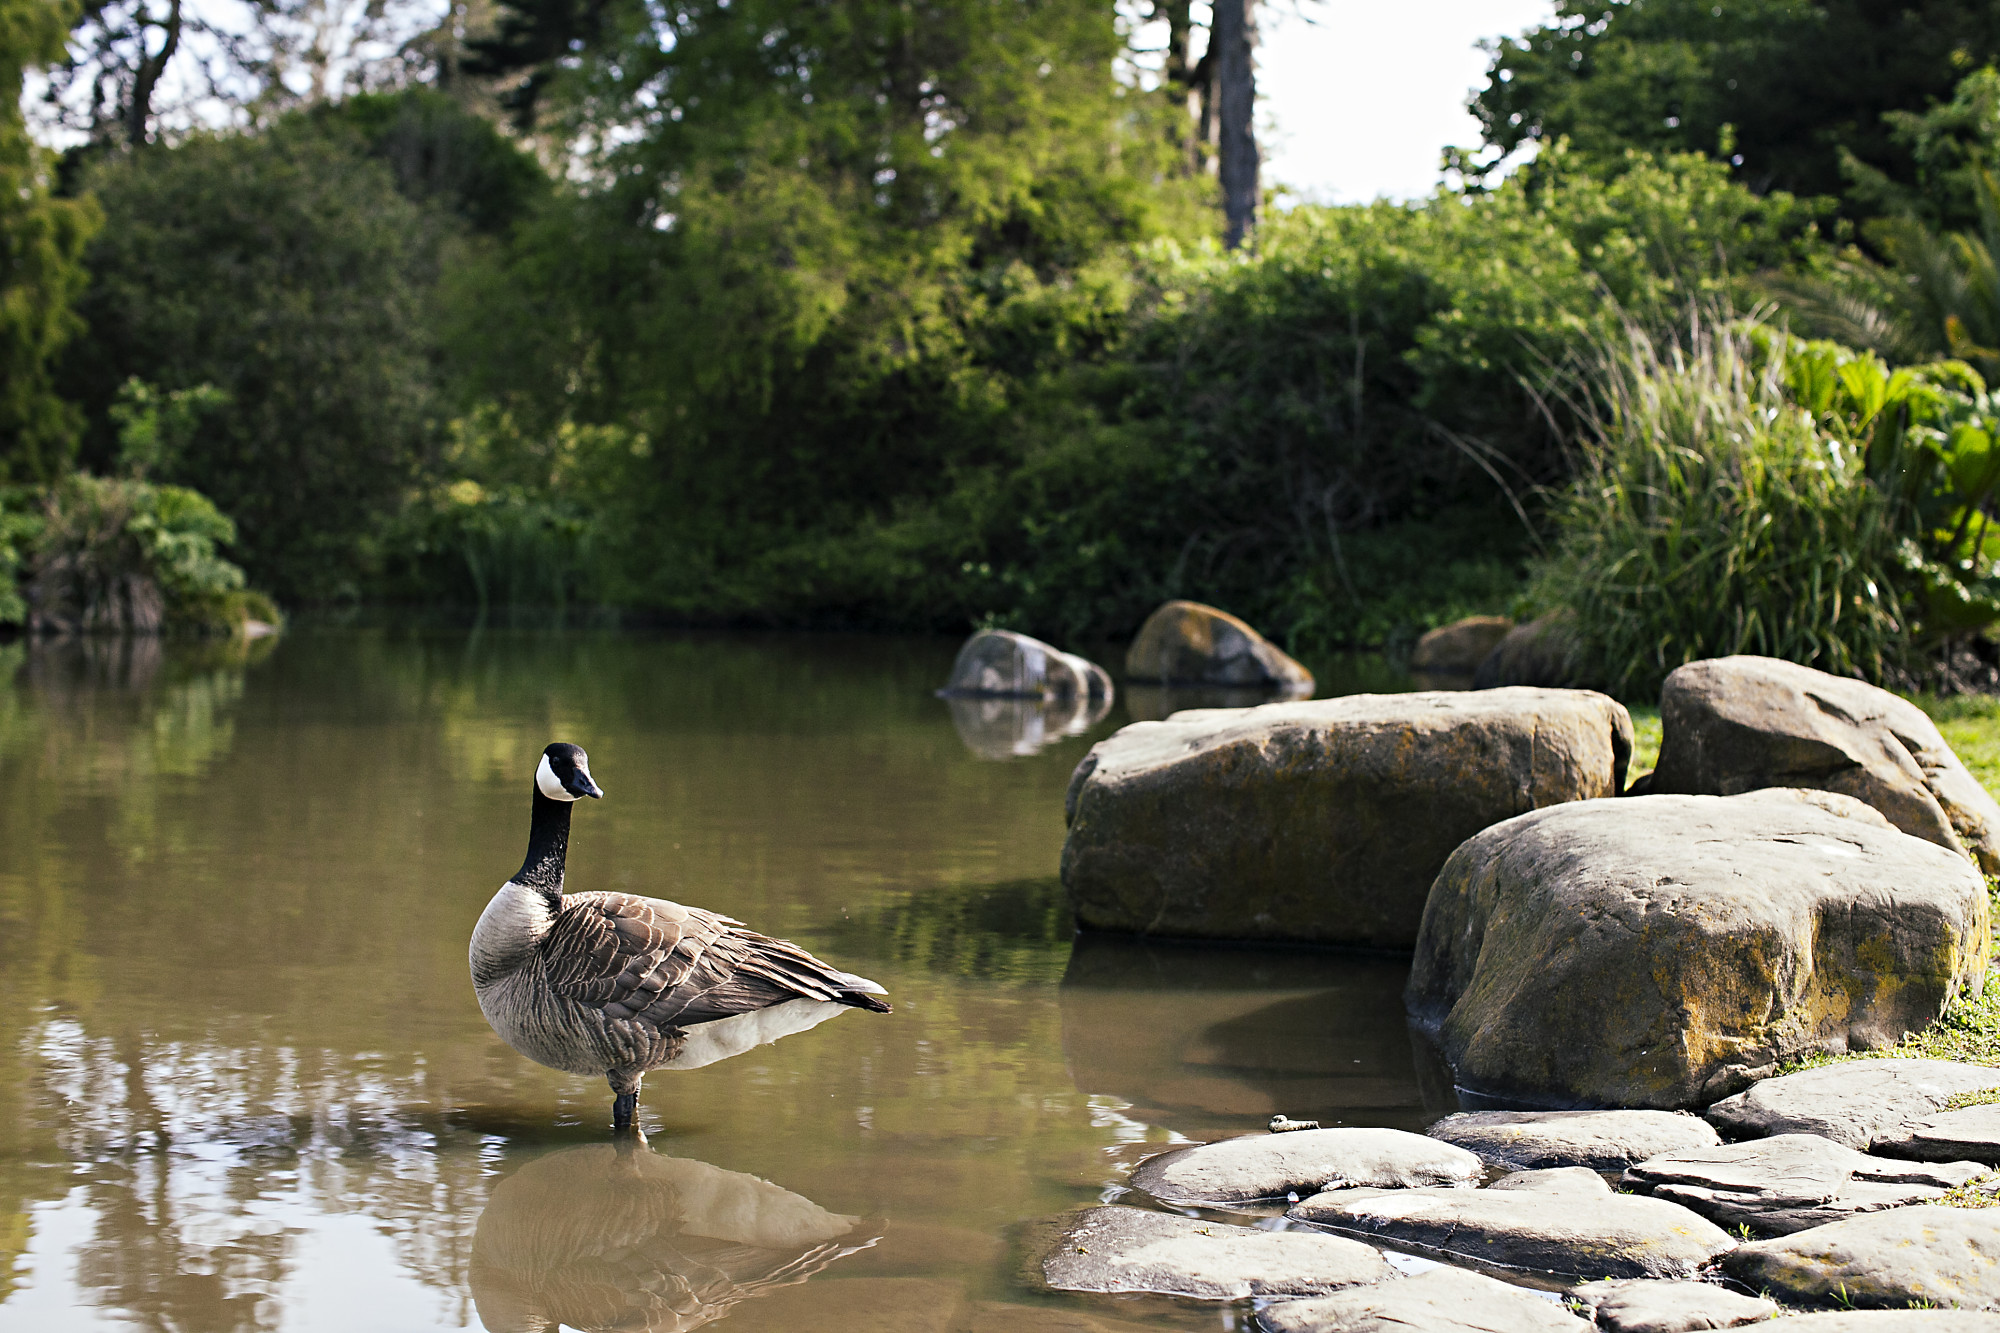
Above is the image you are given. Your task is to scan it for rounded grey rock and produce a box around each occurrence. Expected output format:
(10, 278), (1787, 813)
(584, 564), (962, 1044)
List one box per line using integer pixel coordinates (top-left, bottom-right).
(1429, 1110), (1722, 1171)
(1039, 1205), (1389, 1300)
(1261, 1266), (1591, 1333)
(1130, 1128), (1483, 1206)
(1722, 1204), (2000, 1310)
(1570, 1279), (1777, 1333)
(1706, 1060), (2000, 1152)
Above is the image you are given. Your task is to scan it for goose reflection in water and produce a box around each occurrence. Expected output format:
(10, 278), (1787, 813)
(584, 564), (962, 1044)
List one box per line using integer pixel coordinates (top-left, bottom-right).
(470, 1135), (878, 1333)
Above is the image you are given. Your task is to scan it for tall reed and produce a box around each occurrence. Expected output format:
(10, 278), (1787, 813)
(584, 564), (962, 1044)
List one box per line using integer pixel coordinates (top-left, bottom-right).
(1531, 316), (1912, 699)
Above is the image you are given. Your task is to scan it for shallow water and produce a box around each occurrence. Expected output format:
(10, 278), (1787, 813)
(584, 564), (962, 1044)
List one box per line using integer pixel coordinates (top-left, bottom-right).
(0, 629), (1453, 1332)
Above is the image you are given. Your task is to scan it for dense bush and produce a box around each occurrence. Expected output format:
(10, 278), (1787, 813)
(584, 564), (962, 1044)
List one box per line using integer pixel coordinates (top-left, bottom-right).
(1531, 314), (2000, 698)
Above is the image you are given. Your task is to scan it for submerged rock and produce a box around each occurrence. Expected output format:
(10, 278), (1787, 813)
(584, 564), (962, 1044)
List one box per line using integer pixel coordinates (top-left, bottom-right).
(1039, 1206), (1389, 1300)
(1124, 600), (1314, 693)
(1288, 1169), (1734, 1279)
(1262, 1266), (1592, 1333)
(1063, 688), (1632, 948)
(939, 628), (1113, 702)
(1648, 655), (2000, 873)
(1427, 1109), (1721, 1171)
(1129, 1127), (1482, 1206)
(1722, 1204), (2000, 1310)
(1570, 1279), (1778, 1333)
(1622, 1133), (1988, 1235)
(1413, 617), (1515, 676)
(1407, 793), (1991, 1109)
(1705, 1060), (2000, 1152)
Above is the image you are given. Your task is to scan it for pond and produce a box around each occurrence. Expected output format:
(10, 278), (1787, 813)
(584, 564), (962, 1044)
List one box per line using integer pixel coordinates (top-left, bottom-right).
(0, 628), (1459, 1332)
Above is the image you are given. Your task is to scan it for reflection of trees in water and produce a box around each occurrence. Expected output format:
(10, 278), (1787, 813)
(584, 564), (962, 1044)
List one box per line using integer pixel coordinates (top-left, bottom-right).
(819, 878), (1072, 986)
(21, 1020), (492, 1332)
(471, 1138), (875, 1333)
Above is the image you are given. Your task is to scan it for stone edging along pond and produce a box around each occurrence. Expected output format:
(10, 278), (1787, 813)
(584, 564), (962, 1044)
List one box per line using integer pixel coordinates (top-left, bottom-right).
(1038, 651), (2000, 1328)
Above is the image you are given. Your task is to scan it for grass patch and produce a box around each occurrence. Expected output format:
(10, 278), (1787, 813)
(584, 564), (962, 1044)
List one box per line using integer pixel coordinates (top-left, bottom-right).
(1628, 705), (1661, 783)
(1918, 694), (2000, 796)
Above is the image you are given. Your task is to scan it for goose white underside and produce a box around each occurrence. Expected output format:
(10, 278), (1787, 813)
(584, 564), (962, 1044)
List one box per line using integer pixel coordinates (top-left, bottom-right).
(662, 997), (852, 1070)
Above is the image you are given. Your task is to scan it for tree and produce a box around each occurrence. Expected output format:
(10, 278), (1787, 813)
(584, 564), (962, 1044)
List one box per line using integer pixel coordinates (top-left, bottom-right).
(1211, 0), (1256, 247)
(62, 122), (442, 598)
(0, 0), (100, 479)
(1467, 0), (2000, 214)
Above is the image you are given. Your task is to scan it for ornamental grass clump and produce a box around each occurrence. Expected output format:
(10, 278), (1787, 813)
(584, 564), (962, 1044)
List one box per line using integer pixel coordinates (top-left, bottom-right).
(1531, 316), (1933, 699)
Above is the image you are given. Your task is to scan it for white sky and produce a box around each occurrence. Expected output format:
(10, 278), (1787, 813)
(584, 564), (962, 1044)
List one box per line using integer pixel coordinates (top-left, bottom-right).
(1257, 0), (1559, 204)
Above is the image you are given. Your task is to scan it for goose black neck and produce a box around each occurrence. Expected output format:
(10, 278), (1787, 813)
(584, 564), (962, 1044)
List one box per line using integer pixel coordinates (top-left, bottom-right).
(515, 791), (572, 900)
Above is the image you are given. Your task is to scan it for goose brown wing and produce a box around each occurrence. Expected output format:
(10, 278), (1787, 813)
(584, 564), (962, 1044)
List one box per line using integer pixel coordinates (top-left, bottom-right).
(542, 891), (887, 1027)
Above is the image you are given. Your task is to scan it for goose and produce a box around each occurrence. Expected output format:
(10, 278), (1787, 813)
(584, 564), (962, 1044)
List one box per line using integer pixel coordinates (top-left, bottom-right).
(470, 742), (892, 1130)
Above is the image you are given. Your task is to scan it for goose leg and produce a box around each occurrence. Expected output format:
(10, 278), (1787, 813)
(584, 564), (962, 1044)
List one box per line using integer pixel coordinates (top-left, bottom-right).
(608, 1069), (642, 1132)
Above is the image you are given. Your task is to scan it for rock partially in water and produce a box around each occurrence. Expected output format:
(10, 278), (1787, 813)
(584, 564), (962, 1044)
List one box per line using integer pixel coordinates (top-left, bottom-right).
(1648, 655), (2000, 873)
(1039, 1205), (1389, 1300)
(1877, 1104), (2000, 1164)
(1413, 617), (1515, 676)
(1130, 1128), (1482, 1206)
(1124, 600), (1314, 693)
(1570, 1279), (1778, 1333)
(1428, 1110), (1721, 1171)
(1261, 1263), (1592, 1333)
(1706, 1061), (2000, 1152)
(1621, 1133), (1988, 1235)
(940, 628), (1113, 702)
(1063, 689), (1631, 948)
(1288, 1169), (1734, 1279)
(1474, 613), (1581, 690)
(1407, 794), (1991, 1110)
(1721, 1204), (2000, 1310)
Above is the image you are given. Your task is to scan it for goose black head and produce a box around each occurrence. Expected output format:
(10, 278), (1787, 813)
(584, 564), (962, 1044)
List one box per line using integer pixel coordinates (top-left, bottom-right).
(535, 742), (604, 802)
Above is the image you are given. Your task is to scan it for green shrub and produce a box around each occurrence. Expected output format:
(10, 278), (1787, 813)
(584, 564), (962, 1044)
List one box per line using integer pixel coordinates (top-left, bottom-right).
(1532, 313), (2000, 698)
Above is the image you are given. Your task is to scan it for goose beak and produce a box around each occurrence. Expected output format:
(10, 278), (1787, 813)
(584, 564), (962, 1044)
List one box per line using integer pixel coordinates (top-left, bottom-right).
(571, 770), (604, 800)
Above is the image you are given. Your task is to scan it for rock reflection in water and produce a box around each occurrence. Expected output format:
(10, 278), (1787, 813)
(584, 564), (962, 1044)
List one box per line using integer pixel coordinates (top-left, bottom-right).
(1059, 936), (1458, 1141)
(944, 691), (1113, 759)
(469, 1137), (876, 1333)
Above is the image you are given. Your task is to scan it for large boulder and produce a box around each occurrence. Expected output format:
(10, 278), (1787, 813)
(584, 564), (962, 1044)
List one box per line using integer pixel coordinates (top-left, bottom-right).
(1412, 617), (1515, 675)
(1129, 1128), (1481, 1206)
(1474, 613), (1581, 689)
(1648, 655), (2000, 873)
(1261, 1267), (1593, 1333)
(1426, 1109), (1721, 1171)
(1287, 1168), (1735, 1279)
(1621, 1133), (1988, 1235)
(1038, 1206), (1389, 1300)
(1407, 792), (1991, 1109)
(1063, 689), (1633, 948)
(1706, 1060), (2000, 1152)
(1722, 1205), (2000, 1310)
(1123, 601), (1314, 693)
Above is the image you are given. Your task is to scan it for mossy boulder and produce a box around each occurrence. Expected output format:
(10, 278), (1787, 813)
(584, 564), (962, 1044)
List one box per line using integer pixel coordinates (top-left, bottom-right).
(1062, 688), (1633, 948)
(1649, 655), (2000, 874)
(1407, 791), (1991, 1109)
(1123, 600), (1313, 693)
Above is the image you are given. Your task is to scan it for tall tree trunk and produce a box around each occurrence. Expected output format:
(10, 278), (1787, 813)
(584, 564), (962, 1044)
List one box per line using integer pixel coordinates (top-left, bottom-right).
(1212, 0), (1257, 249)
(124, 0), (182, 146)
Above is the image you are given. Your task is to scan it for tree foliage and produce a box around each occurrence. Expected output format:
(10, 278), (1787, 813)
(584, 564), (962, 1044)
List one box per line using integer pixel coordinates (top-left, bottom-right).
(1468, 0), (2000, 214)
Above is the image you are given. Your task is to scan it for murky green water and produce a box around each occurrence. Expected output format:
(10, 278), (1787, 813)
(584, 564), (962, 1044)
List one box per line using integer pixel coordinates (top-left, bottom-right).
(0, 629), (1451, 1332)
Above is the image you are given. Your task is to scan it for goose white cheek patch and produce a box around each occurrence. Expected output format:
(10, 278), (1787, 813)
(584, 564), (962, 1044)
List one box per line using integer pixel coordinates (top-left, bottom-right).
(536, 754), (579, 801)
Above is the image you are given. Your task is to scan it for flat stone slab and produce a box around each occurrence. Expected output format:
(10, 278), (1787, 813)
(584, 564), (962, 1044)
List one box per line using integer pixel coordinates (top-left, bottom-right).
(1877, 1104), (2000, 1164)
(1623, 1133), (1987, 1235)
(1764, 1316), (2000, 1331)
(1489, 1167), (1611, 1195)
(1707, 1061), (2000, 1152)
(1131, 1128), (1482, 1206)
(1040, 1206), (1388, 1300)
(1287, 1169), (1734, 1278)
(1062, 688), (1631, 949)
(1429, 1110), (1721, 1171)
(1570, 1279), (1777, 1333)
(1261, 1265), (1591, 1333)
(1722, 1204), (2000, 1310)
